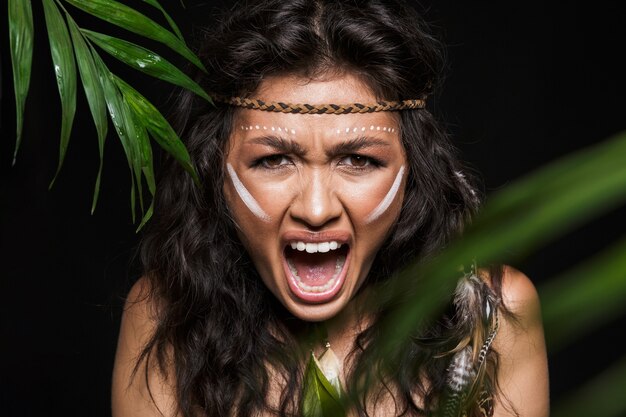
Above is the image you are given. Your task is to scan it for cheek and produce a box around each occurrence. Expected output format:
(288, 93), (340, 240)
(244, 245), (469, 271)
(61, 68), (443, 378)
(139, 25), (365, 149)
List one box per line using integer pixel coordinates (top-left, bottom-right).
(340, 167), (406, 224)
(224, 171), (291, 245)
(251, 181), (295, 218)
(225, 163), (293, 228)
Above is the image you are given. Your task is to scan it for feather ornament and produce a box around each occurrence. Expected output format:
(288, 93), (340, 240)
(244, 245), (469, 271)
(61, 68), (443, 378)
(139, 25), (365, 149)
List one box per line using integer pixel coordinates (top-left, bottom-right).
(439, 269), (500, 417)
(441, 346), (476, 417)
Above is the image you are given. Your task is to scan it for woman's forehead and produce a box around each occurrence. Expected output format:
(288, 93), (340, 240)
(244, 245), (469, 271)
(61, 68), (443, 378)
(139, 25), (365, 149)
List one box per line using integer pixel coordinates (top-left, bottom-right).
(233, 110), (400, 139)
(229, 72), (402, 145)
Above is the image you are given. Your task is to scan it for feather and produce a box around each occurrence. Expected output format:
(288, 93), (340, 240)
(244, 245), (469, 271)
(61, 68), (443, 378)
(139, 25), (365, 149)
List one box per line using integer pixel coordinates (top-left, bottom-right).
(441, 346), (476, 417)
(453, 272), (484, 332)
(439, 269), (500, 417)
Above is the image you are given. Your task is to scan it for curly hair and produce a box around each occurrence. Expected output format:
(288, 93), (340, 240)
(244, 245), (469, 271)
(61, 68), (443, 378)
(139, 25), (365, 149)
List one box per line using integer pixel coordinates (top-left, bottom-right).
(136, 0), (504, 415)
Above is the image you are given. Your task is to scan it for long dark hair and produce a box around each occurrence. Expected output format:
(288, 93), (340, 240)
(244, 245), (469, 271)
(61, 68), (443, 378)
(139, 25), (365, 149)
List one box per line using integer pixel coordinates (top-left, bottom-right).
(137, 0), (504, 415)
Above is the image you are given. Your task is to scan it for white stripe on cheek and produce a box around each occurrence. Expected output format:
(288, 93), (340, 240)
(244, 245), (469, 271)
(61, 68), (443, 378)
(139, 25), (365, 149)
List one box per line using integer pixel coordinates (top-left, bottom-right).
(365, 166), (405, 224)
(226, 163), (271, 222)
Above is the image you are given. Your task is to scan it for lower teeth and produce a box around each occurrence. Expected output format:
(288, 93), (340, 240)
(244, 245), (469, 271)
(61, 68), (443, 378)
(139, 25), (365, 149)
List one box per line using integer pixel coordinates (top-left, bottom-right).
(287, 255), (346, 293)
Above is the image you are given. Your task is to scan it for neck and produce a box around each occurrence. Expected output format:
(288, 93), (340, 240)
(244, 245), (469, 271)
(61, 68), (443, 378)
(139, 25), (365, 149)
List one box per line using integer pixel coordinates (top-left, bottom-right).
(313, 291), (373, 361)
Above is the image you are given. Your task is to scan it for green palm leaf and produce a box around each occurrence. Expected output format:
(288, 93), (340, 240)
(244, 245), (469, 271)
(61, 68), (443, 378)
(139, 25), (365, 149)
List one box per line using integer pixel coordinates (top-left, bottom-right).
(8, 0), (34, 165)
(141, 0), (185, 41)
(66, 15), (109, 214)
(92, 49), (143, 223)
(128, 105), (156, 231)
(42, 0), (77, 188)
(64, 0), (206, 72)
(113, 76), (200, 186)
(82, 29), (210, 102)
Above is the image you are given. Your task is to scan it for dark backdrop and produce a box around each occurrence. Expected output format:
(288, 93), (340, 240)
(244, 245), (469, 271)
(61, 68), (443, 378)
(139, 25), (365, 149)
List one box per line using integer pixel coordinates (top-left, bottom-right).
(1, 1), (624, 416)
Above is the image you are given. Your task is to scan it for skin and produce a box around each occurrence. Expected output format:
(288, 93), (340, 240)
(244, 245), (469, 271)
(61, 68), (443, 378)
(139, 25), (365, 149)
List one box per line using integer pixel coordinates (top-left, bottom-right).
(111, 73), (549, 416)
(223, 73), (407, 323)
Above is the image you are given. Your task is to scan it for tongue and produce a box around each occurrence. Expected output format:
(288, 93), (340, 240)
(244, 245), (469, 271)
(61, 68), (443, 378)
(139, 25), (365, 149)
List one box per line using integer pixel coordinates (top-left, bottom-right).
(289, 251), (338, 286)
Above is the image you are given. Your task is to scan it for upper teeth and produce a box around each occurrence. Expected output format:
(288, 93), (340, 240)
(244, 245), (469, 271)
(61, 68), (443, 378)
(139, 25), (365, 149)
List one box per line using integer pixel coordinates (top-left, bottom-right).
(290, 241), (343, 253)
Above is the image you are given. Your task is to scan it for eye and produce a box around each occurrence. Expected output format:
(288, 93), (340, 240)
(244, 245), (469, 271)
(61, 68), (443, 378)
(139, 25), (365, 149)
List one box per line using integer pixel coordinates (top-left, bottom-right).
(255, 154), (292, 169)
(339, 154), (378, 168)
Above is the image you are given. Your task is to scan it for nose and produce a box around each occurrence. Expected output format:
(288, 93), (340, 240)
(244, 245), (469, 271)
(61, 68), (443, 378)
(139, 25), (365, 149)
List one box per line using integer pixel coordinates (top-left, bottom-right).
(289, 170), (342, 228)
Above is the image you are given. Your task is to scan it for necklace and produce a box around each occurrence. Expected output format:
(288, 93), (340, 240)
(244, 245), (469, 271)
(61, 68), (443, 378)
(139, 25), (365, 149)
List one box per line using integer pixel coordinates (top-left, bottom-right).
(302, 325), (346, 417)
(315, 341), (342, 395)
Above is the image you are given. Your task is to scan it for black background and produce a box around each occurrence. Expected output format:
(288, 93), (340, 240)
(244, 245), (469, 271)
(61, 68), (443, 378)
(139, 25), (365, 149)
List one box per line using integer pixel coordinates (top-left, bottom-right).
(1, 1), (625, 416)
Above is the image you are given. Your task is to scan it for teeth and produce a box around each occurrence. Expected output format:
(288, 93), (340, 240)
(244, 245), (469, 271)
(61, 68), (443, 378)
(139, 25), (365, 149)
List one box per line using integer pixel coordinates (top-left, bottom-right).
(287, 256), (346, 293)
(289, 241), (344, 253)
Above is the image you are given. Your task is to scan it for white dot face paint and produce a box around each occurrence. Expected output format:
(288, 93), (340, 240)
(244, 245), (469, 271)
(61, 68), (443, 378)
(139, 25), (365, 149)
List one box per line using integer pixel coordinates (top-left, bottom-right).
(365, 165), (405, 223)
(226, 72), (409, 323)
(226, 163), (271, 222)
(330, 126), (396, 136)
(240, 125), (297, 135)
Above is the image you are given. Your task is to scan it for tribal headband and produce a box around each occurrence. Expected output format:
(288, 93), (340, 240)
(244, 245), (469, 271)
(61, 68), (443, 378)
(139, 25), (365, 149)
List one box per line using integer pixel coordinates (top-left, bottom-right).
(212, 95), (426, 114)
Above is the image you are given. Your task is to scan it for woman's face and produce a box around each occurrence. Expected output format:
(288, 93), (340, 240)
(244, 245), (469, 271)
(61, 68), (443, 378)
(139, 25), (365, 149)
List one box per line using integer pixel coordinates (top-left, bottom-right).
(224, 73), (407, 322)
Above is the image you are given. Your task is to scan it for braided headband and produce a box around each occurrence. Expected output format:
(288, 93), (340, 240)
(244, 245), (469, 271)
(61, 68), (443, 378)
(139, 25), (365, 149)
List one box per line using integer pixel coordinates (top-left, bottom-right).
(212, 95), (426, 114)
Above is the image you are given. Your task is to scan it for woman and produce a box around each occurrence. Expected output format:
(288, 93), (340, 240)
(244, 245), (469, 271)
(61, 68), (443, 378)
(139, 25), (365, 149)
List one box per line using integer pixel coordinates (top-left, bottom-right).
(112, 0), (549, 416)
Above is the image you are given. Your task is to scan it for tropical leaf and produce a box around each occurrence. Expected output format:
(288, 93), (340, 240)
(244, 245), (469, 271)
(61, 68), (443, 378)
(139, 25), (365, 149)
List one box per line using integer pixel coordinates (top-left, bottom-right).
(113, 76), (200, 186)
(377, 131), (626, 355)
(141, 0), (185, 41)
(128, 105), (156, 231)
(64, 0), (206, 72)
(66, 15), (109, 214)
(552, 354), (626, 417)
(540, 236), (626, 351)
(91, 48), (143, 223)
(81, 29), (210, 102)
(42, 0), (77, 188)
(8, 0), (34, 165)
(302, 352), (345, 417)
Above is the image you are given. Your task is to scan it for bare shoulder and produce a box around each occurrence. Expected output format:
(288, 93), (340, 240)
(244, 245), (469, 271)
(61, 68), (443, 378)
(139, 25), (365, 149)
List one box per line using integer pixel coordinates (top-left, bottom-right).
(489, 266), (550, 417)
(112, 277), (179, 417)
(499, 266), (542, 320)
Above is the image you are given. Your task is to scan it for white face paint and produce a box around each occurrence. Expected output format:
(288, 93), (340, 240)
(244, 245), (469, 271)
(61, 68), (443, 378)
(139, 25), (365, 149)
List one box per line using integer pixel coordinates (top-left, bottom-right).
(240, 125), (297, 135)
(333, 126), (396, 135)
(365, 165), (405, 223)
(226, 163), (271, 222)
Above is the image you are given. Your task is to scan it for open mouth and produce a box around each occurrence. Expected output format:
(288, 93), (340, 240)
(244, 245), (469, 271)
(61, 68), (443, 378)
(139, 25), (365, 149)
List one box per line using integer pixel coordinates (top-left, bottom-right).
(283, 240), (350, 303)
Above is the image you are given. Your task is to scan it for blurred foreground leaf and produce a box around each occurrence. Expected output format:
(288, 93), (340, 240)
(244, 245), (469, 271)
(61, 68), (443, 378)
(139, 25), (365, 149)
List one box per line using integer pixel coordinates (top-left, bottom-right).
(552, 355), (626, 417)
(541, 236), (626, 351)
(378, 131), (626, 354)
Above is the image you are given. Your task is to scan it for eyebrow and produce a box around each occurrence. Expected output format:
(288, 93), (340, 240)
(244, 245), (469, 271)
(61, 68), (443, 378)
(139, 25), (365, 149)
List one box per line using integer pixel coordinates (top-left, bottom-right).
(247, 135), (307, 155)
(245, 135), (391, 156)
(326, 136), (391, 157)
